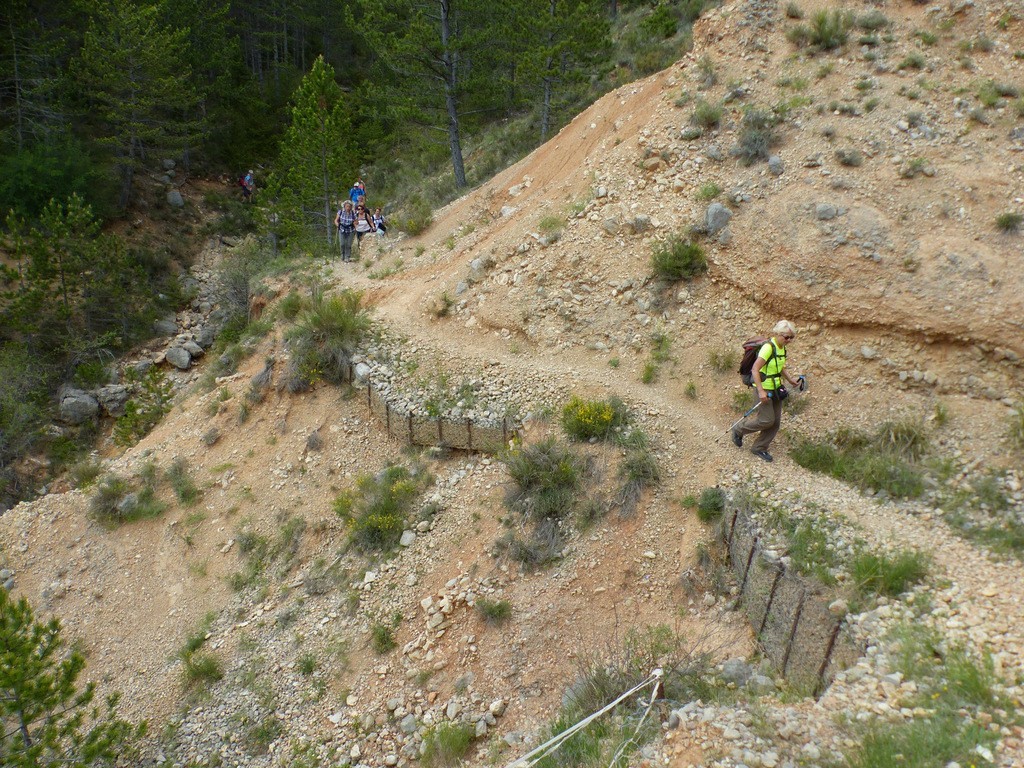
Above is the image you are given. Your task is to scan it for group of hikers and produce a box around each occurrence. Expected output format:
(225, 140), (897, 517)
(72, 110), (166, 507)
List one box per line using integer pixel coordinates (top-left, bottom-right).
(334, 179), (387, 263)
(239, 173), (388, 263)
(236, 172), (802, 464)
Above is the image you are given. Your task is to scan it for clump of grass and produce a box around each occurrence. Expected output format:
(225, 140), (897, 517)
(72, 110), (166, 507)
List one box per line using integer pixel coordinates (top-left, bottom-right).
(690, 99), (723, 130)
(89, 472), (166, 525)
(277, 290), (305, 321)
(504, 437), (584, 522)
(733, 108), (779, 165)
(693, 487), (725, 522)
(561, 396), (630, 441)
(538, 625), (715, 768)
(181, 651), (223, 691)
(70, 459), (103, 489)
(787, 9), (852, 50)
(166, 457), (201, 506)
(421, 723), (475, 768)
(538, 214), (563, 236)
(995, 211), (1023, 232)
(850, 549), (930, 599)
(284, 289), (371, 392)
(707, 349), (736, 373)
(899, 52), (926, 71)
(836, 148), (862, 166)
(684, 380), (697, 399)
(790, 419), (930, 499)
(475, 598), (512, 626)
(334, 465), (429, 553)
(370, 623), (397, 654)
(695, 182), (722, 201)
(784, 2), (802, 19)
(856, 9), (888, 31)
(846, 712), (997, 768)
(650, 236), (707, 281)
(617, 429), (661, 515)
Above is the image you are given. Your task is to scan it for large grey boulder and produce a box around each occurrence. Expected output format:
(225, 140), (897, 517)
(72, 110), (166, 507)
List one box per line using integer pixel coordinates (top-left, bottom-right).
(153, 315), (178, 336)
(165, 346), (192, 370)
(59, 388), (99, 424)
(705, 203), (733, 235)
(195, 324), (218, 349)
(166, 189), (185, 208)
(182, 340), (204, 358)
(94, 385), (130, 417)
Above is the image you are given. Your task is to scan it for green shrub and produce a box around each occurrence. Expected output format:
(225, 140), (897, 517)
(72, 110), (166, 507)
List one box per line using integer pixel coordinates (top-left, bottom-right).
(995, 212), (1023, 232)
(695, 487), (725, 522)
(561, 396), (630, 441)
(640, 361), (657, 384)
(278, 290), (305, 320)
(166, 457), (201, 506)
(846, 712), (997, 768)
(707, 349), (736, 373)
(790, 420), (930, 498)
(285, 289), (371, 390)
(538, 214), (563, 235)
(850, 549), (930, 598)
(181, 651), (223, 690)
(640, 4), (678, 39)
(112, 367), (174, 447)
(808, 9), (853, 49)
(370, 623), (397, 654)
(695, 182), (722, 201)
(504, 438), (584, 522)
(475, 598), (512, 626)
(733, 108), (778, 165)
(784, 2), (803, 19)
(899, 52), (926, 71)
(857, 10), (888, 31)
(650, 237), (707, 281)
(398, 194), (433, 235)
(421, 723), (475, 768)
(690, 99), (723, 130)
(335, 465), (427, 553)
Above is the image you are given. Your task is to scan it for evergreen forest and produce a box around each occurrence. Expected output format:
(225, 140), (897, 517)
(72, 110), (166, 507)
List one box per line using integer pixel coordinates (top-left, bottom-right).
(0, 0), (712, 508)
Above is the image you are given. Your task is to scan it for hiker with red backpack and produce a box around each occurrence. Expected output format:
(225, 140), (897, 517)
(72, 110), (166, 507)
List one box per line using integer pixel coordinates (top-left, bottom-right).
(732, 320), (806, 462)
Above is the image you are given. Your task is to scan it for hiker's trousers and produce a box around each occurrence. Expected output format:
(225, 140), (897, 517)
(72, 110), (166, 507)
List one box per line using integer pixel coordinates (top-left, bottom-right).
(736, 394), (782, 452)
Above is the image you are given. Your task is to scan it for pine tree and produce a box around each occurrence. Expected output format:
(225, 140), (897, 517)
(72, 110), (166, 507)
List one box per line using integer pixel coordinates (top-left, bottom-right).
(354, 0), (503, 189)
(74, 0), (201, 209)
(276, 55), (354, 244)
(0, 589), (144, 767)
(514, 0), (611, 142)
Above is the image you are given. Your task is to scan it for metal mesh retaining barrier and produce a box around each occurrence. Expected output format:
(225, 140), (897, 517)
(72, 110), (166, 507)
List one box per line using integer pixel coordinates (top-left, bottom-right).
(719, 503), (862, 694)
(343, 362), (519, 453)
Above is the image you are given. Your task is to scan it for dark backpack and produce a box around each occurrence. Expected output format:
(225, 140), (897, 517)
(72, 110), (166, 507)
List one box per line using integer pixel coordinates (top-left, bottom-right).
(739, 337), (777, 387)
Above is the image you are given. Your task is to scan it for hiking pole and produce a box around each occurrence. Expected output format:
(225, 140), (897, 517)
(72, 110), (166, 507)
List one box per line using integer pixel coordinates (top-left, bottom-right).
(729, 400), (763, 434)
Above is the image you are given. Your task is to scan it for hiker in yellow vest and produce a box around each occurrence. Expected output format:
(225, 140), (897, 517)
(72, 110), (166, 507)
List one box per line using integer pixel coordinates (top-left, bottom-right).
(732, 320), (804, 462)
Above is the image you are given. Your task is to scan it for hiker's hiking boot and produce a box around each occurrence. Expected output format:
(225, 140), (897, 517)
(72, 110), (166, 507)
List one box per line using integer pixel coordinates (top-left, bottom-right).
(731, 430), (743, 448)
(752, 450), (773, 462)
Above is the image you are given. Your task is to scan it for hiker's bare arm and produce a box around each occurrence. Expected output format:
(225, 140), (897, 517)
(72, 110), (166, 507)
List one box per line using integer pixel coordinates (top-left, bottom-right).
(754, 357), (769, 402)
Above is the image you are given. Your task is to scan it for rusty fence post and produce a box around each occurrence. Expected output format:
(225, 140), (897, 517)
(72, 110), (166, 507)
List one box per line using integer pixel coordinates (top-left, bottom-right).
(814, 620), (844, 697)
(758, 566), (785, 637)
(466, 418), (473, 451)
(385, 400), (390, 433)
(781, 590), (806, 677)
(408, 413), (414, 444)
(738, 536), (759, 596)
(726, 508), (740, 550)
(367, 382), (372, 411)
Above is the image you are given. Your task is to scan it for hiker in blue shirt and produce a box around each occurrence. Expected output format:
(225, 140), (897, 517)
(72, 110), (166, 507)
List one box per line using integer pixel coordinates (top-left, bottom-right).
(348, 179), (365, 205)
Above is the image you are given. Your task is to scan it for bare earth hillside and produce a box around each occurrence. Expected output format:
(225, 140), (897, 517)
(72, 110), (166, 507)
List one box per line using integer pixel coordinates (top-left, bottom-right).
(2, 1), (1024, 767)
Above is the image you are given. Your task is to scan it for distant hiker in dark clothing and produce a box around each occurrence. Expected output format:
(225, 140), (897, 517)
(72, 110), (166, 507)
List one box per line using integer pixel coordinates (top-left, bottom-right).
(372, 207), (387, 239)
(731, 319), (805, 463)
(354, 203), (375, 253)
(335, 200), (355, 262)
(241, 170), (255, 202)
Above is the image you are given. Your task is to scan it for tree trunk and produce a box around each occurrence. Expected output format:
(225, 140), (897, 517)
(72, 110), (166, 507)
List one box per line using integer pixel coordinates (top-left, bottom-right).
(8, 16), (24, 151)
(439, 0), (466, 188)
(609, 0), (617, 19)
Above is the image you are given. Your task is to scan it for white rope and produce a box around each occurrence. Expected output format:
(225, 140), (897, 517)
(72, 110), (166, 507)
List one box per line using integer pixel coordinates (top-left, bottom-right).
(504, 668), (663, 768)
(606, 669), (663, 768)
